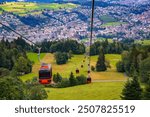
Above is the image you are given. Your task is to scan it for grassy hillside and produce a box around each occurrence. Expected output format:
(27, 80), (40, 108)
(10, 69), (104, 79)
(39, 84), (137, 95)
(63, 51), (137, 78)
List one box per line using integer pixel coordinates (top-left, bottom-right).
(100, 15), (117, 23)
(22, 53), (127, 80)
(20, 53), (127, 100)
(21, 53), (46, 82)
(99, 15), (126, 27)
(46, 82), (124, 100)
(27, 52), (46, 64)
(135, 39), (150, 45)
(101, 22), (126, 27)
(0, 2), (78, 16)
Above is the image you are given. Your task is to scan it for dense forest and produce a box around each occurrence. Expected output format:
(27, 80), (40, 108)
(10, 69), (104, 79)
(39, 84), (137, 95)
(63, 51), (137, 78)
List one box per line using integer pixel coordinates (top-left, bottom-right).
(0, 39), (32, 73)
(40, 40), (85, 54)
(116, 44), (150, 100)
(90, 39), (130, 55)
(116, 44), (150, 83)
(0, 39), (47, 100)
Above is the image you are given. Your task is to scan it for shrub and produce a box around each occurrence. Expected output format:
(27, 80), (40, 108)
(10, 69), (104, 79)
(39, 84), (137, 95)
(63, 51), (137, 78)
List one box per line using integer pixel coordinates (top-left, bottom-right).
(139, 57), (150, 83)
(116, 61), (125, 72)
(121, 73), (142, 100)
(54, 52), (68, 65)
(0, 68), (10, 77)
(14, 56), (32, 74)
(76, 75), (87, 85)
(53, 73), (62, 83)
(25, 77), (48, 100)
(57, 78), (70, 88)
(69, 72), (78, 86)
(0, 76), (25, 100)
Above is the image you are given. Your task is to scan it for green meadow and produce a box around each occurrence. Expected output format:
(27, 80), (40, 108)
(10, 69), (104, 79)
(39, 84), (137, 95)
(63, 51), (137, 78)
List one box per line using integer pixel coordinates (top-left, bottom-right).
(21, 53), (127, 80)
(135, 39), (150, 45)
(100, 15), (117, 23)
(27, 52), (46, 64)
(46, 82), (125, 100)
(101, 22), (126, 27)
(99, 15), (127, 27)
(20, 53), (127, 100)
(0, 2), (78, 16)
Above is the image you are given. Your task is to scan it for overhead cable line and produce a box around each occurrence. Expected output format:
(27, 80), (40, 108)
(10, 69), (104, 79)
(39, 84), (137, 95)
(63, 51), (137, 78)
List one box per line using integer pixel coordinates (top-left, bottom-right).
(0, 21), (42, 62)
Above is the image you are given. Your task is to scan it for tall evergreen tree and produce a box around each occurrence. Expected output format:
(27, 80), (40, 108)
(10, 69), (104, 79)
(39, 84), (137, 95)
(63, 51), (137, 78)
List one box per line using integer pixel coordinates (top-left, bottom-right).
(53, 73), (62, 83)
(69, 72), (77, 86)
(140, 57), (150, 83)
(121, 72), (142, 100)
(129, 63), (136, 77)
(96, 47), (107, 71)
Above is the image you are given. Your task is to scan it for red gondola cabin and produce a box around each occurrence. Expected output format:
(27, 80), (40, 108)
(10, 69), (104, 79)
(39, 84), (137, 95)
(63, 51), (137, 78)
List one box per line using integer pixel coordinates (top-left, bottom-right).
(76, 68), (79, 74)
(39, 63), (52, 84)
(87, 75), (92, 84)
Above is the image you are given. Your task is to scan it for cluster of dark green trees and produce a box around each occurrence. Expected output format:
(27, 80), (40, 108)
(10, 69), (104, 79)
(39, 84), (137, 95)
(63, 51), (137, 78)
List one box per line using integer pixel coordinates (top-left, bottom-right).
(90, 39), (131, 72)
(117, 44), (150, 100)
(116, 45), (150, 83)
(40, 40), (85, 54)
(90, 39), (130, 56)
(0, 39), (32, 74)
(121, 71), (150, 100)
(37, 40), (85, 65)
(0, 71), (48, 100)
(0, 39), (48, 100)
(52, 72), (87, 88)
(54, 51), (72, 65)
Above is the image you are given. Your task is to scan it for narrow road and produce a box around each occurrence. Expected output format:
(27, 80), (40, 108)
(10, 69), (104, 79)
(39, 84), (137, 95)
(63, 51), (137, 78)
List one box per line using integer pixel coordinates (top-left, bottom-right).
(92, 80), (127, 82)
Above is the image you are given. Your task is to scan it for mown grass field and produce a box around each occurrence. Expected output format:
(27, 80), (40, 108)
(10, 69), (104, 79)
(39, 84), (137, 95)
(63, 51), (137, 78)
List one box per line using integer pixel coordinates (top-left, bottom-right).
(100, 15), (117, 23)
(27, 52), (46, 64)
(20, 53), (127, 100)
(101, 22), (126, 27)
(0, 2), (78, 16)
(21, 53), (127, 80)
(46, 82), (125, 100)
(96, 38), (113, 43)
(135, 39), (150, 45)
(99, 15), (127, 27)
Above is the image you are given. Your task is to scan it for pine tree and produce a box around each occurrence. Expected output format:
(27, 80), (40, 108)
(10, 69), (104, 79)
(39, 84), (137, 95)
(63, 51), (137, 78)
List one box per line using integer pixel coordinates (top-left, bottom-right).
(53, 73), (62, 83)
(121, 72), (142, 100)
(130, 63), (136, 77)
(96, 47), (107, 71)
(69, 72), (77, 86)
(140, 57), (150, 83)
